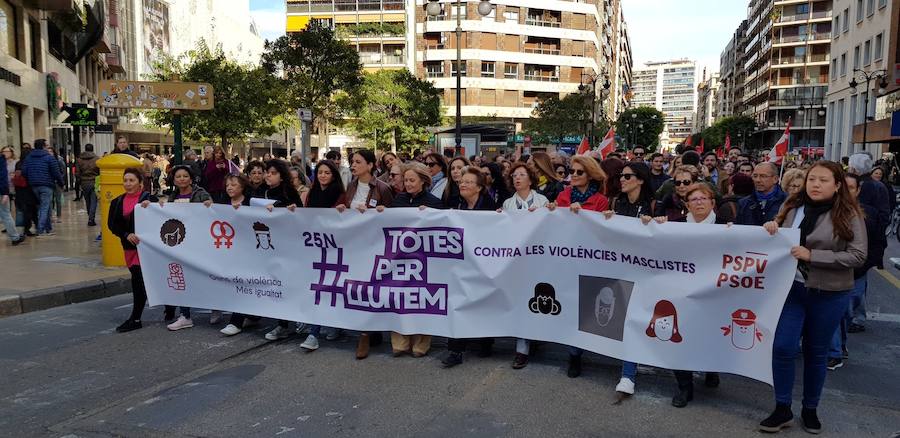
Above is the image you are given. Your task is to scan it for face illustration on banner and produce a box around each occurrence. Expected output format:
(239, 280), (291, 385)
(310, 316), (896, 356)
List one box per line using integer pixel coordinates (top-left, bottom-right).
(253, 222), (274, 250)
(160, 219), (186, 247)
(528, 283), (561, 315)
(577, 276), (633, 342)
(721, 309), (763, 350)
(210, 220), (235, 249)
(646, 300), (683, 343)
(167, 263), (186, 291)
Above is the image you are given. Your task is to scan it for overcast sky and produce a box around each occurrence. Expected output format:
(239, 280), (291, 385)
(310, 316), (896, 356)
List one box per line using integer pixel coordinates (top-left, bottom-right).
(250, 0), (750, 76)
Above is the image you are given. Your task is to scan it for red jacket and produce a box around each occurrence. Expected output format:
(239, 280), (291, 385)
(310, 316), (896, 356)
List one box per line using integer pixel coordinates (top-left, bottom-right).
(555, 186), (609, 212)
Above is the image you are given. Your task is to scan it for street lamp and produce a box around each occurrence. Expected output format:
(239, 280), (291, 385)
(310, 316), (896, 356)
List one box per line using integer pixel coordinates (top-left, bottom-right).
(578, 73), (610, 147)
(848, 68), (889, 151)
(427, 0), (493, 156)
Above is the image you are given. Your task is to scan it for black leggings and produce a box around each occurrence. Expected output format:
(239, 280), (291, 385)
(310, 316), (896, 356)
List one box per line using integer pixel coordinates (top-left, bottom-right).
(128, 265), (148, 321)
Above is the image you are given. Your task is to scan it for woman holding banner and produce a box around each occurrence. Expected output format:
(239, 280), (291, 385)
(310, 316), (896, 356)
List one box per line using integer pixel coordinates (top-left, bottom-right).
(298, 160), (347, 351)
(157, 165), (213, 331)
(760, 161), (866, 434)
(441, 167), (498, 368)
(219, 174), (263, 337)
(378, 161), (444, 357)
(501, 162), (548, 370)
(110, 168), (158, 333)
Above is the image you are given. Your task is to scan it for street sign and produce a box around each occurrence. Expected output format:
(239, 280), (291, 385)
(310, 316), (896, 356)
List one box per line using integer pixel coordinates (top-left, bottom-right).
(98, 80), (215, 110)
(297, 108), (312, 122)
(62, 104), (97, 127)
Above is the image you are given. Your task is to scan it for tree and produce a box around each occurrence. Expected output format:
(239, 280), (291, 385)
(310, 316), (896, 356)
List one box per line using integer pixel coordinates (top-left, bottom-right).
(615, 107), (666, 151)
(147, 41), (283, 151)
(699, 116), (758, 152)
(525, 92), (590, 145)
(261, 22), (363, 132)
(344, 70), (443, 153)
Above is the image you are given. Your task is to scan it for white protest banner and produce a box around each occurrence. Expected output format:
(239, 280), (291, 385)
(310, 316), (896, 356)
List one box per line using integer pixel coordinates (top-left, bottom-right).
(136, 205), (799, 384)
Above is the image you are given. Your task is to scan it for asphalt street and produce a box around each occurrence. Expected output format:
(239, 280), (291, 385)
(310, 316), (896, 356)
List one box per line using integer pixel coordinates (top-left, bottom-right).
(1, 244), (900, 437)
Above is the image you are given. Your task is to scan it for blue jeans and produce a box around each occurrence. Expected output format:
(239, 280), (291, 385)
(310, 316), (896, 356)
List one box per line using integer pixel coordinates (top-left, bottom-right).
(0, 199), (21, 241)
(32, 186), (54, 234)
(829, 277), (867, 358)
(81, 183), (97, 223)
(773, 281), (850, 408)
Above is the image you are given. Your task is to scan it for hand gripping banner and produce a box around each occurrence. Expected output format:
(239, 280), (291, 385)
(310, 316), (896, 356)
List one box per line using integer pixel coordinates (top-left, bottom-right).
(136, 205), (800, 384)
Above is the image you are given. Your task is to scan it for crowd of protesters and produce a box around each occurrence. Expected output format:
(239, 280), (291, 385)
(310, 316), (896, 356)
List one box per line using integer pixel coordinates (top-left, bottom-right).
(3, 133), (898, 435)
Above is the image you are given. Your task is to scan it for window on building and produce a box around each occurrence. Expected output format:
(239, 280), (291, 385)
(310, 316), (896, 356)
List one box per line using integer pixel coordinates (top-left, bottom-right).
(451, 2), (466, 19)
(4, 102), (22, 150)
(503, 7), (519, 23)
(29, 18), (39, 70)
(831, 59), (838, 80)
(866, 0), (874, 16)
(863, 39), (871, 65)
(796, 3), (809, 14)
(874, 32), (883, 61)
(878, 0), (887, 8)
(1, 0), (17, 59)
(833, 16), (840, 38)
(425, 61), (444, 78)
(451, 60), (467, 77)
(504, 63), (518, 79)
(856, 0), (864, 21)
(840, 53), (847, 76)
(481, 61), (495, 78)
(861, 91), (868, 121)
(842, 9), (850, 32)
(853, 45), (860, 69)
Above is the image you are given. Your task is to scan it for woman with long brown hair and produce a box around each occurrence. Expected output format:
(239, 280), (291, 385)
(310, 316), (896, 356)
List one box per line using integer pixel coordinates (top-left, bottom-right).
(203, 146), (230, 203)
(530, 152), (565, 202)
(759, 161), (866, 434)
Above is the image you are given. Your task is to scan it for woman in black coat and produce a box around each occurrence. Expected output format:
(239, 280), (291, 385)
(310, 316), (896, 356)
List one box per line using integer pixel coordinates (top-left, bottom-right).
(109, 167), (158, 333)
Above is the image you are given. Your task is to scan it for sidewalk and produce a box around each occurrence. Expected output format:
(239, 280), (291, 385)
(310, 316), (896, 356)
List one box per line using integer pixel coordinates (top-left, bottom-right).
(0, 191), (129, 317)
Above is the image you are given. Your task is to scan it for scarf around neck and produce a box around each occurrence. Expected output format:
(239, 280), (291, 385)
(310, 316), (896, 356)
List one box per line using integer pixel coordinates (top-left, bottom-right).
(570, 181), (600, 204)
(797, 198), (834, 279)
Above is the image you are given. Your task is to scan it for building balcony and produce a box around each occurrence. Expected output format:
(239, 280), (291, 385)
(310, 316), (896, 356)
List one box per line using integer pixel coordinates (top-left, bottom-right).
(94, 33), (112, 54)
(524, 18), (561, 28)
(523, 47), (561, 55)
(106, 44), (124, 73)
(523, 74), (559, 82)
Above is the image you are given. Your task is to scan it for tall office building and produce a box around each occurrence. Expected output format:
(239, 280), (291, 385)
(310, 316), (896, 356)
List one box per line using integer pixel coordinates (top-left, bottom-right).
(630, 59), (697, 143)
(695, 71), (720, 131)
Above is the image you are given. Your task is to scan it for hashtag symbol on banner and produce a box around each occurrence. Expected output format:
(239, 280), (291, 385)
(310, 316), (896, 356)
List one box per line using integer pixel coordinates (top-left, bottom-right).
(310, 247), (349, 306)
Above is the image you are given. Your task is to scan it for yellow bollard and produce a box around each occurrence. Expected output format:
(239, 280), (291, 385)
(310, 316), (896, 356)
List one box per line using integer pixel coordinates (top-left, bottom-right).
(97, 154), (143, 267)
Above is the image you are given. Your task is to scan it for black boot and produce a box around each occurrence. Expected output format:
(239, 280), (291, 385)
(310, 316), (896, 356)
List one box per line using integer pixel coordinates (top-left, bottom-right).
(116, 319), (142, 333)
(801, 407), (821, 434)
(567, 354), (582, 378)
(671, 383), (693, 408)
(705, 372), (720, 388)
(759, 403), (794, 433)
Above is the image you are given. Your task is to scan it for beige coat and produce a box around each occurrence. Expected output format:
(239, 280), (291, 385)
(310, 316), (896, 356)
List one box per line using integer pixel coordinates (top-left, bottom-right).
(782, 207), (867, 291)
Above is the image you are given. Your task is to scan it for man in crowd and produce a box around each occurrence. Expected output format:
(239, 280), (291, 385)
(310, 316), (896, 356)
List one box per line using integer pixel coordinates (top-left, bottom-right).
(631, 146), (647, 163)
(325, 150), (352, 187)
(649, 152), (671, 193)
(738, 162), (754, 176)
(75, 143), (100, 226)
(21, 139), (64, 237)
(735, 162), (785, 226)
(182, 149), (203, 181)
(727, 147), (741, 164)
(112, 135), (139, 158)
(703, 152), (720, 185)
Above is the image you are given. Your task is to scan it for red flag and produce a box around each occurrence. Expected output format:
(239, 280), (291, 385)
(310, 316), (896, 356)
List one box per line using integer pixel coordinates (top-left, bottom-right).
(716, 147), (724, 159)
(767, 119), (791, 163)
(695, 138), (704, 154)
(598, 127), (616, 158)
(684, 135), (693, 147)
(724, 133), (732, 152)
(576, 136), (590, 155)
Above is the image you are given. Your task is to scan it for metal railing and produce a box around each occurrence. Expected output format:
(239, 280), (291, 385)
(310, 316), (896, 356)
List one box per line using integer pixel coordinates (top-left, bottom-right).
(523, 47), (561, 55)
(524, 74), (559, 82)
(524, 18), (561, 28)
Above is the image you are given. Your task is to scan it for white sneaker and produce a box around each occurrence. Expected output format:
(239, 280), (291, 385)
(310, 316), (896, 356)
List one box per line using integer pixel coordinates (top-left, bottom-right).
(209, 310), (222, 325)
(265, 325), (292, 341)
(615, 377), (635, 395)
(300, 335), (319, 351)
(220, 324), (242, 336)
(167, 316), (194, 331)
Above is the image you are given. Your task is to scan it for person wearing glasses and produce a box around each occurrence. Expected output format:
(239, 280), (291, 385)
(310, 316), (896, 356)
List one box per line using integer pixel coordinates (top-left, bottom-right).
(736, 162), (786, 226)
(422, 153), (449, 199)
(442, 156), (469, 207)
(655, 165), (699, 222)
(547, 155), (609, 378)
(388, 164), (404, 195)
(631, 146), (647, 163)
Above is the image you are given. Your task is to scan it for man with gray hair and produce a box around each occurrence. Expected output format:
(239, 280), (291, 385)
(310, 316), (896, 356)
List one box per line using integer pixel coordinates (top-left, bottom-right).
(182, 149), (202, 181)
(848, 151), (890, 245)
(735, 162), (786, 226)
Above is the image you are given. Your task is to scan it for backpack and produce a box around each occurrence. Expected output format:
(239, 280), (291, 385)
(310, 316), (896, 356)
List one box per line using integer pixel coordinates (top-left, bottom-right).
(12, 170), (27, 188)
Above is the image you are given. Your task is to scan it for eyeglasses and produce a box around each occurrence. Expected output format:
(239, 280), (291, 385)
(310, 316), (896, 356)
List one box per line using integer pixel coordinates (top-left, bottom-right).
(572, 169), (586, 176)
(633, 152), (644, 157)
(620, 173), (637, 180)
(425, 161), (440, 168)
(688, 196), (711, 204)
(674, 179), (694, 186)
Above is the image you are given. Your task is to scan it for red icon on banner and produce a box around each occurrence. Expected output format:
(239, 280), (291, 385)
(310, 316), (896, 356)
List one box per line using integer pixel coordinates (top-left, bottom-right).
(167, 263), (186, 291)
(721, 309), (763, 350)
(210, 220), (235, 249)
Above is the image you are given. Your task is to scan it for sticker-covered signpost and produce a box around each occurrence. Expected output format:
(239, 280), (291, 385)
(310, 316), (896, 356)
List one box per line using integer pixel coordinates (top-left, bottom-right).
(98, 80), (215, 164)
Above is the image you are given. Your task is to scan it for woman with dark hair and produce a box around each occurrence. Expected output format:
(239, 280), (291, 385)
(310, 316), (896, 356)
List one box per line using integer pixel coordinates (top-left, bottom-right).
(373, 162), (444, 357)
(156, 165), (213, 330)
(110, 168), (158, 333)
(340, 149), (394, 214)
(203, 146), (230, 203)
(483, 162), (511, 204)
(423, 152), (449, 198)
(442, 167), (497, 368)
(243, 160), (266, 197)
(442, 156), (469, 208)
(607, 162), (654, 218)
(531, 152), (566, 202)
(600, 157), (626, 201)
(290, 166), (310, 204)
(257, 159), (303, 341)
(218, 174), (263, 336)
(717, 173), (754, 223)
(297, 160), (348, 351)
(760, 161), (866, 434)
(377, 152), (400, 184)
(655, 165), (700, 222)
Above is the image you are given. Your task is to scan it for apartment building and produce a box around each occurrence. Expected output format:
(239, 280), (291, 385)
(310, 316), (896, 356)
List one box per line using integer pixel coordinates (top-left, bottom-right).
(718, 0), (833, 151)
(824, 0), (894, 158)
(717, 20), (747, 121)
(695, 71), (720, 131)
(612, 5), (633, 117)
(630, 59), (697, 143)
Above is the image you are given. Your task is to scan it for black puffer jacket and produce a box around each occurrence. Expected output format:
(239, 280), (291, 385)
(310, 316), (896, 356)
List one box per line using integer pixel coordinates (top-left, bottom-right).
(108, 192), (158, 251)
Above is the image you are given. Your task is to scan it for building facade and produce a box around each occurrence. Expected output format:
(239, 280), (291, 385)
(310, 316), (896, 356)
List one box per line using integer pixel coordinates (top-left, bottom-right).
(695, 71), (720, 131)
(824, 0), (894, 159)
(630, 59), (697, 143)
